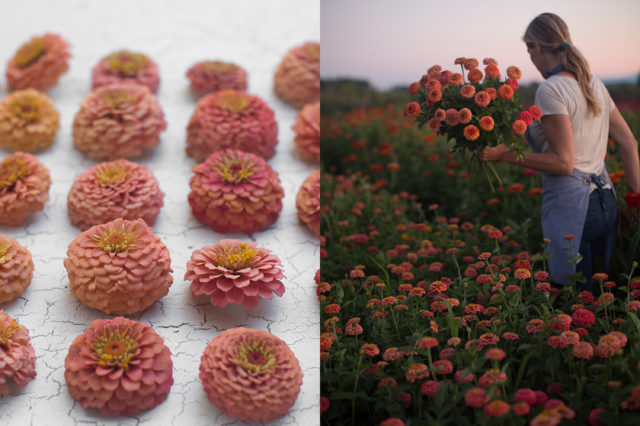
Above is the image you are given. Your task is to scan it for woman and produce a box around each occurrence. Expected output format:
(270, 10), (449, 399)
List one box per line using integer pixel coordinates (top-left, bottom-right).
(479, 13), (640, 290)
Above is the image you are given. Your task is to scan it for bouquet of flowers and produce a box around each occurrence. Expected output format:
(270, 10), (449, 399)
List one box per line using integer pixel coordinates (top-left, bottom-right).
(404, 57), (541, 190)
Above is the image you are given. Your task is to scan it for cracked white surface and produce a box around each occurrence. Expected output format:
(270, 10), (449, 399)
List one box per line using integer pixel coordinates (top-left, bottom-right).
(0, 1), (320, 424)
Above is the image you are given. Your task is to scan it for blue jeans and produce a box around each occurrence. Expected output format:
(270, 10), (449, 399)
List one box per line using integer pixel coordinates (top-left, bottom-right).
(576, 188), (619, 291)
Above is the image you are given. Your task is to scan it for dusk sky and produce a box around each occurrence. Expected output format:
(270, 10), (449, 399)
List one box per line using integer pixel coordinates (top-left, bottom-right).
(321, 0), (640, 89)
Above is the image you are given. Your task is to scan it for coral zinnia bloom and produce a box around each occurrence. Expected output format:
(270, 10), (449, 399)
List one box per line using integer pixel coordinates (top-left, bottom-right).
(0, 89), (59, 152)
(200, 327), (303, 422)
(185, 239), (285, 309)
(92, 50), (160, 93)
(67, 159), (164, 230)
(64, 218), (173, 315)
(6, 33), (70, 92)
(483, 400), (510, 417)
(474, 91), (491, 107)
(274, 41), (320, 108)
(507, 65), (523, 80)
(186, 60), (248, 95)
(73, 82), (167, 160)
(188, 149), (284, 234)
(460, 85), (475, 99)
(64, 317), (173, 415)
(0, 310), (36, 394)
(498, 84), (514, 101)
(463, 125), (480, 141)
(479, 116), (495, 131)
(0, 234), (33, 303)
(292, 101), (320, 162)
(458, 108), (472, 124)
(296, 170), (320, 235)
(0, 152), (51, 226)
(468, 68), (483, 83)
(512, 120), (527, 136)
(465, 387), (488, 408)
(186, 89), (278, 162)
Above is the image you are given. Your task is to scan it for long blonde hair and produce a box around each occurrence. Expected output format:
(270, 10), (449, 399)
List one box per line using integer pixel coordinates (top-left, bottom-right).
(524, 13), (602, 116)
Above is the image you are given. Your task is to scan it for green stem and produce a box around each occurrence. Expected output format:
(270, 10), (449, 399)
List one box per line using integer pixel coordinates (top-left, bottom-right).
(351, 353), (363, 425)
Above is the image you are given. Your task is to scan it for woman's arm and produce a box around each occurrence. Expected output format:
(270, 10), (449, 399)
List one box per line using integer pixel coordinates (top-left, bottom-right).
(479, 114), (574, 175)
(609, 107), (640, 192)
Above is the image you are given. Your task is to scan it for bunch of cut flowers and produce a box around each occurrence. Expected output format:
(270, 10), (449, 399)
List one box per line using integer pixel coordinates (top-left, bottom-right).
(403, 57), (541, 190)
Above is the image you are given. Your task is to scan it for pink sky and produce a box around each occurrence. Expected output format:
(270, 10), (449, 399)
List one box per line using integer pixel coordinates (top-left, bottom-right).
(321, 0), (640, 89)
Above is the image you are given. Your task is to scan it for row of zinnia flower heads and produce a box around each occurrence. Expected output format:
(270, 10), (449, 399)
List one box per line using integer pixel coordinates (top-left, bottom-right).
(0, 311), (303, 421)
(0, 151), (320, 235)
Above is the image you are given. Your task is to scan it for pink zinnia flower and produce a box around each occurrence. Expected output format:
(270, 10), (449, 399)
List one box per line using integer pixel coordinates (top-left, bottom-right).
(405, 363), (429, 383)
(460, 84), (476, 99)
(431, 359), (453, 375)
(474, 91), (491, 107)
(188, 149), (284, 234)
(92, 50), (160, 92)
(485, 347), (506, 361)
(362, 343), (380, 357)
(64, 317), (173, 416)
(186, 90), (278, 162)
(0, 89), (59, 152)
(380, 418), (405, 426)
(464, 387), (488, 408)
(529, 105), (542, 120)
(572, 341), (594, 359)
(274, 42), (320, 108)
(296, 170), (320, 235)
(185, 239), (285, 310)
(292, 101), (320, 162)
(507, 66), (522, 79)
(0, 310), (36, 393)
(458, 108), (472, 124)
(199, 328), (302, 421)
(444, 108), (460, 126)
(6, 33), (70, 92)
(0, 152), (51, 226)
(64, 218), (173, 315)
(512, 119), (527, 136)
(0, 234), (33, 303)
(186, 60), (248, 95)
(572, 308), (596, 327)
(483, 400), (510, 417)
(67, 159), (164, 230)
(588, 408), (606, 426)
(73, 82), (167, 160)
(420, 380), (440, 397)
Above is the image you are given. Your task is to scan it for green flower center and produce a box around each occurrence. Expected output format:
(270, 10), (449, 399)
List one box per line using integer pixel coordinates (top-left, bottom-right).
(106, 51), (149, 77)
(94, 162), (129, 186)
(92, 225), (138, 253)
(216, 91), (250, 113)
(14, 37), (45, 68)
(9, 93), (42, 123)
(214, 244), (258, 270)
(201, 61), (234, 73)
(0, 157), (29, 191)
(236, 340), (277, 375)
(93, 329), (138, 370)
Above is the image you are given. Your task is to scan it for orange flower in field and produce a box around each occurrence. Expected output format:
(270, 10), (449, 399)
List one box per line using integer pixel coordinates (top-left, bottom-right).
(483, 400), (510, 417)
(507, 66), (522, 79)
(427, 118), (441, 132)
(427, 65), (442, 76)
(479, 116), (494, 131)
(454, 57), (466, 65)
(512, 120), (527, 136)
(460, 84), (476, 99)
(463, 125), (480, 141)
(484, 63), (500, 80)
(409, 82), (421, 95)
(425, 79), (441, 93)
(514, 268), (531, 280)
(463, 58), (479, 70)
(486, 87), (497, 100)
(434, 108), (446, 121)
(428, 88), (443, 103)
(529, 105), (542, 120)
(468, 68), (483, 83)
(497, 84), (514, 101)
(459, 108), (472, 124)
(474, 91), (491, 107)
(449, 73), (463, 85)
(509, 183), (524, 193)
(403, 102), (420, 117)
(362, 343), (380, 357)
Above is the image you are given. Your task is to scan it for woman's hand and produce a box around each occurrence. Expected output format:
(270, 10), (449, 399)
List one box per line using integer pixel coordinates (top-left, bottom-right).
(477, 144), (510, 162)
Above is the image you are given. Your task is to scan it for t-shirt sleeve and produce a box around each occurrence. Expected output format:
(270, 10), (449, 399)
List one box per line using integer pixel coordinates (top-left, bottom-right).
(534, 80), (567, 116)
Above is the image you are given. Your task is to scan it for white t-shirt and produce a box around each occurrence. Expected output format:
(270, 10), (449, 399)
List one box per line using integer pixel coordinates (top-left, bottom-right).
(527, 74), (615, 175)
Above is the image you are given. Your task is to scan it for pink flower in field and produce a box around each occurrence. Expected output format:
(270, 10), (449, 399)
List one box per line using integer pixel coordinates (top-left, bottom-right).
(483, 400), (510, 417)
(428, 88), (442, 103)
(417, 337), (438, 349)
(572, 308), (596, 327)
(478, 369), (507, 387)
(628, 300), (640, 311)
(431, 360), (453, 375)
(320, 396), (330, 413)
(405, 363), (429, 383)
(463, 124), (480, 141)
(434, 108), (446, 121)
(458, 108), (472, 124)
(514, 268), (531, 280)
(439, 347), (455, 360)
(534, 271), (550, 281)
(383, 347), (405, 361)
(474, 91), (491, 107)
(454, 370), (474, 384)
(324, 304), (340, 314)
(460, 84), (476, 99)
(484, 63), (500, 80)
(478, 333), (499, 347)
(547, 335), (567, 349)
(463, 58), (479, 70)
(186, 60), (247, 95)
(464, 387), (488, 408)
(484, 347), (506, 361)
(425, 79), (441, 93)
(519, 110), (533, 126)
(444, 108), (460, 126)
(449, 73), (463, 85)
(0, 311), (36, 393)
(345, 318), (363, 336)
(529, 105), (542, 120)
(380, 418), (405, 426)
(92, 50), (160, 92)
(515, 388), (538, 405)
(548, 314), (572, 331)
(362, 343), (380, 357)
(378, 377), (398, 389)
(502, 332), (519, 341)
(536, 282), (552, 292)
(420, 380), (439, 397)
(588, 408), (606, 426)
(572, 341), (594, 359)
(427, 117), (441, 132)
(447, 337), (461, 346)
(512, 119), (527, 136)
(274, 42), (319, 108)
(529, 411), (562, 426)
(579, 290), (595, 305)
(513, 401), (530, 416)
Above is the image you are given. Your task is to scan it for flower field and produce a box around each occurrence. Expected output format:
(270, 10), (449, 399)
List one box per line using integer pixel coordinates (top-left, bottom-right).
(320, 105), (640, 425)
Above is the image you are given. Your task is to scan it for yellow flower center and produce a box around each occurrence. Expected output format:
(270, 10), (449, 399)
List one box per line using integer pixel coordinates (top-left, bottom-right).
(9, 93), (42, 123)
(0, 157), (29, 191)
(0, 241), (11, 264)
(93, 329), (138, 370)
(92, 225), (138, 254)
(235, 340), (277, 375)
(106, 51), (149, 77)
(94, 162), (129, 186)
(201, 61), (234, 72)
(0, 319), (19, 349)
(216, 90), (250, 113)
(214, 244), (258, 270)
(212, 156), (255, 183)
(102, 90), (138, 109)
(305, 43), (320, 58)
(13, 37), (45, 68)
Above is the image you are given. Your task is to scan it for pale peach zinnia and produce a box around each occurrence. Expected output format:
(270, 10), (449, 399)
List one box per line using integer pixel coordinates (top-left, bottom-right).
(186, 60), (248, 95)
(185, 239), (285, 310)
(0, 234), (34, 303)
(274, 42), (320, 108)
(296, 169), (320, 235)
(292, 101), (320, 162)
(0, 152), (51, 226)
(0, 310), (37, 394)
(92, 50), (160, 93)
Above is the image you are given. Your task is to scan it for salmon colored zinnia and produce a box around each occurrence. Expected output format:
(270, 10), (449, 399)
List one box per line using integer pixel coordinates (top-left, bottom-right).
(296, 169), (320, 235)
(64, 317), (173, 416)
(479, 116), (494, 131)
(292, 101), (320, 162)
(0, 152), (51, 226)
(92, 50), (160, 93)
(274, 42), (320, 108)
(0, 310), (37, 394)
(199, 328), (303, 422)
(464, 124), (480, 141)
(186, 60), (248, 95)
(0, 234), (33, 303)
